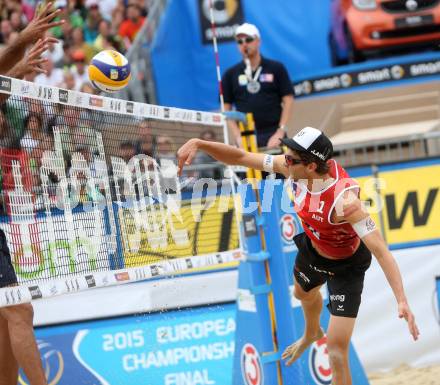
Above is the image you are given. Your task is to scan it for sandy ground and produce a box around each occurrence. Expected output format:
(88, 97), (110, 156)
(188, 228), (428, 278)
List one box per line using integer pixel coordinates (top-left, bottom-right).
(368, 364), (440, 385)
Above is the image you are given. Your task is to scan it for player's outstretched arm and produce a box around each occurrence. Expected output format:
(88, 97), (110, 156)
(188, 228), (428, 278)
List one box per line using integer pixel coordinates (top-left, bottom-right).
(338, 194), (420, 341)
(177, 138), (287, 176)
(0, 2), (62, 74)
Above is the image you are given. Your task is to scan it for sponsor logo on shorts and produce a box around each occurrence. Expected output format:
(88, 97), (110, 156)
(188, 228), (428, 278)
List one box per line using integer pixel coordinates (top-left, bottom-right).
(28, 285), (43, 300)
(58, 89), (69, 103)
(85, 274), (96, 288)
(164, 108), (170, 118)
(115, 272), (130, 281)
(196, 112), (202, 121)
(309, 335), (332, 385)
(309, 264), (335, 276)
(299, 271), (311, 284)
(0, 76), (12, 92)
(330, 294), (345, 302)
(241, 343), (263, 385)
(185, 258), (193, 269)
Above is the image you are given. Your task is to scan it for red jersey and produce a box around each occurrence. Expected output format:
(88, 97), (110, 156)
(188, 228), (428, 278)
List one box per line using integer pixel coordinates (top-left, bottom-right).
(291, 160), (359, 258)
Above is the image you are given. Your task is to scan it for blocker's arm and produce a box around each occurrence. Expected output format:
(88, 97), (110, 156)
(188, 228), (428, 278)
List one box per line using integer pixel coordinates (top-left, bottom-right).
(339, 193), (420, 341)
(177, 138), (288, 176)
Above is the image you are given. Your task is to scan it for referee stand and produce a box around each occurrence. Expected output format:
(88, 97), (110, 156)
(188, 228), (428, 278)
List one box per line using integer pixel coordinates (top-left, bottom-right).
(227, 111), (370, 385)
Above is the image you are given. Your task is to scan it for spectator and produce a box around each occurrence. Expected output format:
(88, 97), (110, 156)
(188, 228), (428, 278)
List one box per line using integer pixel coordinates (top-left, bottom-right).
(136, 119), (155, 157)
(50, 0), (83, 40)
(20, 113), (45, 188)
(119, 140), (137, 163)
(98, 0), (118, 22)
(42, 31), (64, 67)
(70, 49), (90, 89)
(68, 27), (95, 62)
(83, 0), (102, 43)
(156, 135), (176, 165)
(118, 3), (145, 45)
(34, 57), (64, 87)
(61, 70), (76, 90)
(222, 23), (294, 149)
(93, 19), (125, 53)
(10, 10), (24, 32)
(0, 20), (12, 45)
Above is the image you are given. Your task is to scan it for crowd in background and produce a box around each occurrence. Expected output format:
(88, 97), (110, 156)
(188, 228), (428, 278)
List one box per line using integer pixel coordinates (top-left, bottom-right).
(0, 0), (148, 92)
(0, 0), (222, 216)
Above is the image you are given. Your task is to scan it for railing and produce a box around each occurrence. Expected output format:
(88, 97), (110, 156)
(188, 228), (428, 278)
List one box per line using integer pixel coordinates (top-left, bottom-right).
(116, 0), (169, 104)
(333, 129), (440, 167)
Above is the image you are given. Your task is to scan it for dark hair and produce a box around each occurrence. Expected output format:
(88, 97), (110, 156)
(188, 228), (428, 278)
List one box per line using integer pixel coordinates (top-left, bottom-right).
(24, 113), (43, 130)
(295, 150), (329, 175)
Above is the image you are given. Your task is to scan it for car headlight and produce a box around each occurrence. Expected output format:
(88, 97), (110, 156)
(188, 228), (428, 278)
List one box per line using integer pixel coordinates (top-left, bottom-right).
(352, 0), (377, 10)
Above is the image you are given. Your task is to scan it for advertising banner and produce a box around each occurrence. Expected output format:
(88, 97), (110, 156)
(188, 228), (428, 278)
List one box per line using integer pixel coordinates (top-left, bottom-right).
(21, 304), (236, 385)
(377, 160), (440, 247)
(198, 0), (244, 44)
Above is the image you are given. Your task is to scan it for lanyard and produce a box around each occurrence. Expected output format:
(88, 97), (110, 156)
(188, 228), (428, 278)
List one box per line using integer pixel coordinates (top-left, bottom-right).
(244, 59), (262, 82)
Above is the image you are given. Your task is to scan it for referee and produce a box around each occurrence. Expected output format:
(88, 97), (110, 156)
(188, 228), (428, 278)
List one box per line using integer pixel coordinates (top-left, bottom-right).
(222, 23), (294, 149)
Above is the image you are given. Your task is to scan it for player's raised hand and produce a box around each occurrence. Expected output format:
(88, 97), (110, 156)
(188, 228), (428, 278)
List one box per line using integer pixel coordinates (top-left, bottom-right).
(177, 139), (200, 176)
(398, 301), (420, 341)
(19, 2), (64, 44)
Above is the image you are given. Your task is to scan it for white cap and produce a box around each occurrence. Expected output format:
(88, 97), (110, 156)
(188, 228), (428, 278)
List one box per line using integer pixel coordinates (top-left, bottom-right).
(85, 0), (99, 7)
(55, 0), (67, 8)
(235, 23), (260, 38)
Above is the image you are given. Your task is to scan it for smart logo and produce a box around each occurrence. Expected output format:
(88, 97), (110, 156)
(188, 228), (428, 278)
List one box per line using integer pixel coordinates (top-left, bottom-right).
(241, 343), (263, 385)
(309, 335), (332, 385)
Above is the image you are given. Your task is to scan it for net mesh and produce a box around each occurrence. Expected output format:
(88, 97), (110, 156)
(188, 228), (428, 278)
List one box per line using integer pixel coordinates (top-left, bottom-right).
(0, 77), (240, 294)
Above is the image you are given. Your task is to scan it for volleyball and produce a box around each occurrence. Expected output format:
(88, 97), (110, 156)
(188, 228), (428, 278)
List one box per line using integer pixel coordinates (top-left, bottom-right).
(88, 50), (131, 93)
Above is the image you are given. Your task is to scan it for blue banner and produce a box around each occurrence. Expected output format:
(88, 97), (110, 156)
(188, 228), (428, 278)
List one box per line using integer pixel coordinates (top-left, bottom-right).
(21, 304), (236, 385)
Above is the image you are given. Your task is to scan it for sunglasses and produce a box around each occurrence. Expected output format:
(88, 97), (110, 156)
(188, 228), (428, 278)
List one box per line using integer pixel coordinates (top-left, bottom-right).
(236, 37), (255, 45)
(285, 154), (303, 166)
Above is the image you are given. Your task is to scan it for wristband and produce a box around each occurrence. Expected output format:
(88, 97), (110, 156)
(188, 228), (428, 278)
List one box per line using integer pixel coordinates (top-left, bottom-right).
(263, 154), (274, 173)
(352, 217), (377, 238)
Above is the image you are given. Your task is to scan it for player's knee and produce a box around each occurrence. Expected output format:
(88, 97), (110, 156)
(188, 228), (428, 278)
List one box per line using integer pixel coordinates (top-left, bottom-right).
(326, 341), (349, 368)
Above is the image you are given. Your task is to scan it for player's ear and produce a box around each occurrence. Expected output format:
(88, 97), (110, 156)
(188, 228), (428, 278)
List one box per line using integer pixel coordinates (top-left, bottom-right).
(307, 162), (317, 173)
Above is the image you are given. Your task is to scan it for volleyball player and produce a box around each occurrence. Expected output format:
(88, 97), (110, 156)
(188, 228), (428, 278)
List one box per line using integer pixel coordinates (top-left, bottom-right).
(0, 3), (63, 384)
(177, 126), (419, 385)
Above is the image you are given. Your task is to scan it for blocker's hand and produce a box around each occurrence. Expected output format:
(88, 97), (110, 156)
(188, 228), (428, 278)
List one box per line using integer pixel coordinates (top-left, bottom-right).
(398, 301), (420, 341)
(20, 2), (64, 44)
(177, 138), (200, 176)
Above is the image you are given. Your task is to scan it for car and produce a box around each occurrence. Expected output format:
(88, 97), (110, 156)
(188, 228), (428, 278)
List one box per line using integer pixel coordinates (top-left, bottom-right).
(329, 0), (440, 65)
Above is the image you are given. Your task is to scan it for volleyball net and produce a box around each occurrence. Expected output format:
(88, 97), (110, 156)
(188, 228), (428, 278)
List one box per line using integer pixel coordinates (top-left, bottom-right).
(0, 76), (241, 306)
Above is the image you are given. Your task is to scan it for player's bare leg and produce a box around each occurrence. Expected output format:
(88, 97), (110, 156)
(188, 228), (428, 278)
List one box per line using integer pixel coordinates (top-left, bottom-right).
(326, 315), (356, 385)
(0, 313), (19, 385)
(282, 283), (324, 365)
(0, 303), (47, 385)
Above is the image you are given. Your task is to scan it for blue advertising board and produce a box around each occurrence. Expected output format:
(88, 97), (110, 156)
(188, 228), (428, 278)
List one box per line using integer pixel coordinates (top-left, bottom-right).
(21, 304), (236, 385)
